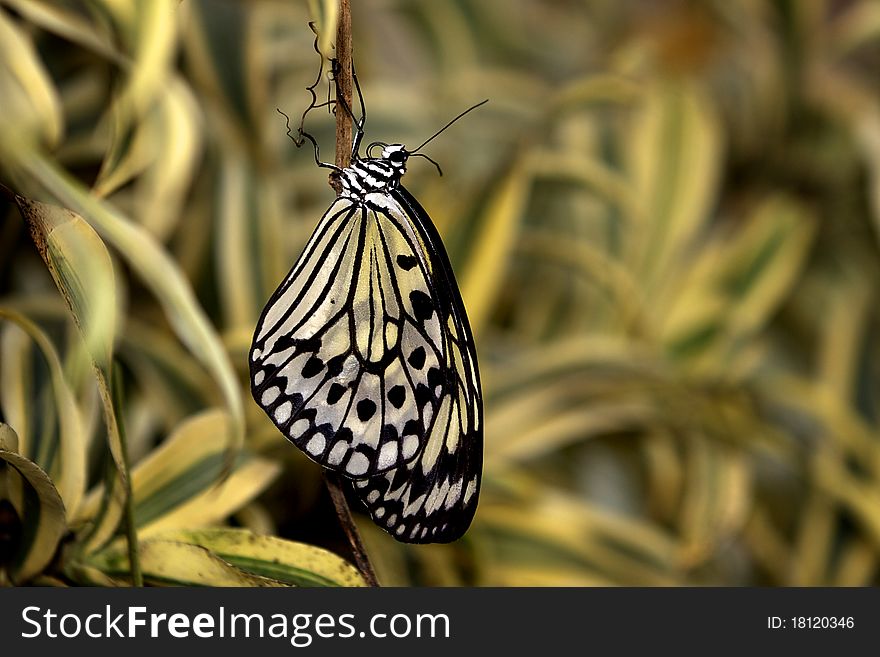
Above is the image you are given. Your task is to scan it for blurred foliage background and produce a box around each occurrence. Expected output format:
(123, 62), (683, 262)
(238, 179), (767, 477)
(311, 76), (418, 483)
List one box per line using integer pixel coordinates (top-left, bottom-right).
(2, 0), (880, 586)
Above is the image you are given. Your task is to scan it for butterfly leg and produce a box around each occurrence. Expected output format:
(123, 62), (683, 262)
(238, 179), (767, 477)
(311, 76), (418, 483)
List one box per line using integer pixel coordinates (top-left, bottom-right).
(350, 60), (367, 157)
(328, 56), (366, 159)
(277, 26), (341, 172)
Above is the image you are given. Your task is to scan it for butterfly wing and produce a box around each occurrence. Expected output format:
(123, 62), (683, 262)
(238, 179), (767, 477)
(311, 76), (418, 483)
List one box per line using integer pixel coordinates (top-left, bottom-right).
(352, 186), (482, 543)
(250, 187), (482, 543)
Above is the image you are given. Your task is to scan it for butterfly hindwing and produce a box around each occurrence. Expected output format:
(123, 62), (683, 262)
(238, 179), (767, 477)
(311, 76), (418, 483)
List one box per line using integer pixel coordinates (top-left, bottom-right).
(349, 187), (482, 542)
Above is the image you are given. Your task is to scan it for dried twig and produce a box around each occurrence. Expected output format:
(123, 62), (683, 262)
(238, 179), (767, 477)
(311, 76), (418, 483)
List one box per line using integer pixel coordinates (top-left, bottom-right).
(323, 471), (379, 587)
(334, 0), (354, 171)
(321, 0), (380, 588)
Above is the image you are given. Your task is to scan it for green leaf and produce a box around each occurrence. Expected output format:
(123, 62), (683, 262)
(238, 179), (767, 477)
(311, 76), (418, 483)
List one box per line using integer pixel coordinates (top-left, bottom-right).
(215, 155), (281, 331)
(625, 79), (722, 292)
(146, 528), (366, 587)
(0, 310), (86, 520)
(14, 194), (116, 370)
(0, 432), (67, 584)
(1, 0), (119, 61)
(119, 319), (219, 426)
(95, 80), (201, 241)
(0, 424), (18, 453)
(459, 159), (530, 336)
(0, 141), (245, 475)
(677, 438), (751, 566)
(95, 0), (178, 124)
(661, 196), (816, 362)
(307, 0), (340, 58)
(78, 410), (279, 548)
(478, 490), (682, 586)
(0, 7), (62, 145)
(89, 539), (285, 586)
(857, 110), (880, 247)
(185, 0), (253, 131)
(132, 81), (202, 239)
(10, 194), (130, 550)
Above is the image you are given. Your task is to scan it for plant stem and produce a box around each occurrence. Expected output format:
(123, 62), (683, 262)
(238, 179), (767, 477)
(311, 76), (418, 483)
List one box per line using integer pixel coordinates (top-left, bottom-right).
(323, 472), (379, 587)
(112, 363), (142, 587)
(322, 0), (380, 588)
(334, 0), (354, 170)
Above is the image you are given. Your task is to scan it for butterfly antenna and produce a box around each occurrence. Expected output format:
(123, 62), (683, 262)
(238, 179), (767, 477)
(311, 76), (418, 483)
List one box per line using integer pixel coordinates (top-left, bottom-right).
(411, 99), (489, 153)
(411, 152), (443, 176)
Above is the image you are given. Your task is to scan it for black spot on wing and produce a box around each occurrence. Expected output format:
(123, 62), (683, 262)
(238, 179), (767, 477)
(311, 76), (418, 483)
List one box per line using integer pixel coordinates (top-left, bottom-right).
(388, 384), (406, 409)
(427, 367), (444, 389)
(301, 355), (324, 378)
(408, 346), (426, 370)
(270, 392), (304, 418)
(335, 426), (354, 445)
(326, 354), (346, 377)
(409, 290), (434, 322)
(414, 384), (432, 408)
(396, 254), (418, 271)
(357, 398), (377, 421)
(271, 335), (297, 352)
(327, 382), (346, 405)
(273, 335), (321, 353)
(402, 418), (421, 437)
(380, 424), (398, 443)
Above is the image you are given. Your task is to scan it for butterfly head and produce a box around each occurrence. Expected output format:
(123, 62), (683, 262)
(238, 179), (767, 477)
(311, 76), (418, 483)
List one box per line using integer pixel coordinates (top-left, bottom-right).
(381, 144), (409, 177)
(364, 142), (410, 176)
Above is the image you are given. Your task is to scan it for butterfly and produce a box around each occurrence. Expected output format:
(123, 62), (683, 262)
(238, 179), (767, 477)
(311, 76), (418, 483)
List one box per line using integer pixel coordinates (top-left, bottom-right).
(249, 54), (484, 544)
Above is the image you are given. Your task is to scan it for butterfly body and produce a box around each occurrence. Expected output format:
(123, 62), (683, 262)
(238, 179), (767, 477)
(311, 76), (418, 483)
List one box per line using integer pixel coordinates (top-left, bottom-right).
(250, 143), (482, 543)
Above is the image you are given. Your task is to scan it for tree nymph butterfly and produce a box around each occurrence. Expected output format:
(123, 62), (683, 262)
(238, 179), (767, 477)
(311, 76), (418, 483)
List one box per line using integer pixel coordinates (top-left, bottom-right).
(250, 48), (485, 543)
